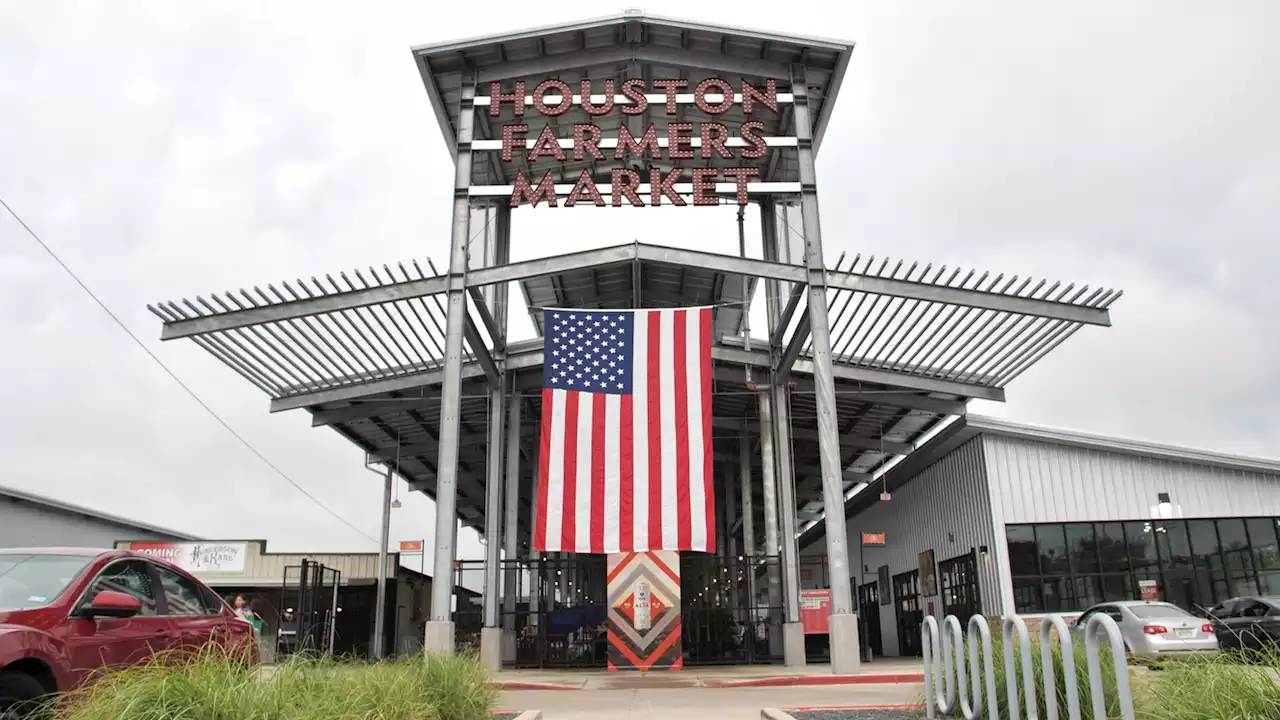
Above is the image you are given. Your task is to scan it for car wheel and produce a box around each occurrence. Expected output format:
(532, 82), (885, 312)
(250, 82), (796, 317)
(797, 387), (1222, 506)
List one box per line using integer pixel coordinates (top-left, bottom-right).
(0, 672), (48, 720)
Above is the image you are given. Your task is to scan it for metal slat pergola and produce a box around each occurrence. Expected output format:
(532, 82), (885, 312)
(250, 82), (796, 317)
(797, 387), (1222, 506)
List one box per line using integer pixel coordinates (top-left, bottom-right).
(151, 11), (1120, 671)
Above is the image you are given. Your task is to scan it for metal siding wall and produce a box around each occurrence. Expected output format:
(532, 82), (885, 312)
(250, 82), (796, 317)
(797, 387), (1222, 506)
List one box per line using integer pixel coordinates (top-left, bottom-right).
(0, 499), (181, 548)
(982, 433), (1280, 615)
(800, 438), (998, 657)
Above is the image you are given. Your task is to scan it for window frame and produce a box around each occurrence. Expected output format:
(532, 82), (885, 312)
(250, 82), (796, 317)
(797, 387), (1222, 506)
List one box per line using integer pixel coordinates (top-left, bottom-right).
(69, 558), (166, 618)
(153, 564), (223, 617)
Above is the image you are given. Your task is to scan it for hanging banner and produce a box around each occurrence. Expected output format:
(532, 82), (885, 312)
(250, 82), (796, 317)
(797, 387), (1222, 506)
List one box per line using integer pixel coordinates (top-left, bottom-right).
(607, 551), (682, 671)
(800, 589), (832, 634)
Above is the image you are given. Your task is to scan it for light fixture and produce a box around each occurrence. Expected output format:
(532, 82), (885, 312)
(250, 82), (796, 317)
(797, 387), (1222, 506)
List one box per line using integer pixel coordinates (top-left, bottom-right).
(1157, 492), (1173, 519)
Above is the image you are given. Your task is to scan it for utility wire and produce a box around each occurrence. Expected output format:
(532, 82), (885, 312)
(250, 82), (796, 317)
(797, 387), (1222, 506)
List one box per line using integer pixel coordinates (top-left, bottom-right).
(0, 196), (380, 547)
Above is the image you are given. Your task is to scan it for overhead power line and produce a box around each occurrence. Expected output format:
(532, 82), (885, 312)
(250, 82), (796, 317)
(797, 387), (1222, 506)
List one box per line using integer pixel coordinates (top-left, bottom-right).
(0, 196), (379, 547)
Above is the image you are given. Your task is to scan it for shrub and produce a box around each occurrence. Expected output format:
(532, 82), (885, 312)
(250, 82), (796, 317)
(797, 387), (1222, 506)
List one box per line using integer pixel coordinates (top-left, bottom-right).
(53, 647), (495, 720)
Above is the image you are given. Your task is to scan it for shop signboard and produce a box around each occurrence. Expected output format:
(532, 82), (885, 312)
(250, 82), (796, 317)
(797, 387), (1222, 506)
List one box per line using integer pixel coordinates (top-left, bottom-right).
(800, 589), (832, 634)
(129, 542), (248, 573)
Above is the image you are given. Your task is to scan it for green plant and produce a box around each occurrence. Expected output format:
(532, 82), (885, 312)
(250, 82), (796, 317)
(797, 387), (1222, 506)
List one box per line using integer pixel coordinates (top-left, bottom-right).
(52, 646), (496, 720)
(1136, 645), (1280, 720)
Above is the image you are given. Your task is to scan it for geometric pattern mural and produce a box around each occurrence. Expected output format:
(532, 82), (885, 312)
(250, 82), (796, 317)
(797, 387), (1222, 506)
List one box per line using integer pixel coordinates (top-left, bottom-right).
(607, 551), (683, 671)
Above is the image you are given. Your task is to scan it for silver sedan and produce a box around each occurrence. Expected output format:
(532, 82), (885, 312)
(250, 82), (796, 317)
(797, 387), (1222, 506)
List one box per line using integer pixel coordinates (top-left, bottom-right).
(1071, 601), (1219, 654)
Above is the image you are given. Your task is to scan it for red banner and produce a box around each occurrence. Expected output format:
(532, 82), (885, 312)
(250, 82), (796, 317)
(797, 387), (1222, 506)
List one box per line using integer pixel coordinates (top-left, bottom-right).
(800, 589), (831, 635)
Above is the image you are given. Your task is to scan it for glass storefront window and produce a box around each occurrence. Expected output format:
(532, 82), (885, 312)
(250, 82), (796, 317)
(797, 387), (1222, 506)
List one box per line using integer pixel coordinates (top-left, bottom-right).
(1066, 524), (1099, 574)
(1006, 525), (1038, 576)
(1006, 517), (1280, 614)
(1123, 521), (1158, 573)
(1157, 521), (1193, 571)
(1248, 519), (1280, 570)
(1097, 522), (1128, 573)
(1036, 525), (1069, 575)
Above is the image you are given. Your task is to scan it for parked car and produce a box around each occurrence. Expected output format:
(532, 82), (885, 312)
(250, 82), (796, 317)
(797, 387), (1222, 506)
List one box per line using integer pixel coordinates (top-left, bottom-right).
(1207, 596), (1280, 653)
(0, 547), (256, 717)
(1071, 600), (1218, 655)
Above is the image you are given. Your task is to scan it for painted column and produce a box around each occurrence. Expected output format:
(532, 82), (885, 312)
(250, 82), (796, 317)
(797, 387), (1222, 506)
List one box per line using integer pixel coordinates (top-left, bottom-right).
(791, 63), (859, 673)
(425, 76), (476, 655)
(373, 464), (392, 659)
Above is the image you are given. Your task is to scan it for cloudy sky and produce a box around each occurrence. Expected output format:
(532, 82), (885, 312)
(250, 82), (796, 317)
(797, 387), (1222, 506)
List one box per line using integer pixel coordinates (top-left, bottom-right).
(2, 1), (1277, 565)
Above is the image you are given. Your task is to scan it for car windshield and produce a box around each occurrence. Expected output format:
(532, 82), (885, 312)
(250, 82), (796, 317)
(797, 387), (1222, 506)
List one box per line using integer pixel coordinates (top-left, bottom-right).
(1128, 604), (1192, 619)
(0, 554), (94, 610)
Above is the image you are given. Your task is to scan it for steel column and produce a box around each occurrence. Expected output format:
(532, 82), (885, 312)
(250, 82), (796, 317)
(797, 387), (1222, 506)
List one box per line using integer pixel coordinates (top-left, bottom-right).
(792, 63), (858, 673)
(772, 381), (801, 624)
(373, 464), (392, 659)
(502, 393), (522, 661)
(481, 353), (507, 623)
(425, 77), (477, 655)
(738, 425), (756, 556)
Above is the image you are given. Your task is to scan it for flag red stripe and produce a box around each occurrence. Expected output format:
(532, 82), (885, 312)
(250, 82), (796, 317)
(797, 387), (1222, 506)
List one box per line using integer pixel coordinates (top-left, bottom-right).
(590, 392), (606, 554)
(700, 307), (715, 553)
(535, 388), (554, 551)
(673, 309), (691, 551)
(646, 311), (663, 551)
(561, 391), (580, 551)
(619, 393), (634, 553)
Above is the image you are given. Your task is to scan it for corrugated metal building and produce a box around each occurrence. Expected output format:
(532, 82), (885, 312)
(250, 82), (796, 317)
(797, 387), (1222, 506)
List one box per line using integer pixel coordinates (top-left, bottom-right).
(800, 415), (1280, 657)
(0, 484), (196, 548)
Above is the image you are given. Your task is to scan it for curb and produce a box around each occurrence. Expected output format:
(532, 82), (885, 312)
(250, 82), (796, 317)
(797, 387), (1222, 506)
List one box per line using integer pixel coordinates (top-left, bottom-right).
(761, 710), (796, 720)
(490, 682), (581, 691)
(706, 673), (924, 688)
(513, 712), (543, 720)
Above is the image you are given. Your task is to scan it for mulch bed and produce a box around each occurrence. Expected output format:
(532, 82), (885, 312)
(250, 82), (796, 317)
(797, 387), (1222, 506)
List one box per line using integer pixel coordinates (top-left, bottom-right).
(790, 709), (925, 720)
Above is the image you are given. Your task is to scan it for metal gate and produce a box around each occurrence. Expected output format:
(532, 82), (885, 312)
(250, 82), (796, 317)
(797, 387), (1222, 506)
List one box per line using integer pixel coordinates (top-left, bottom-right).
(681, 554), (783, 666)
(939, 550), (981, 620)
(893, 569), (922, 657)
(279, 559), (341, 659)
(857, 581), (883, 657)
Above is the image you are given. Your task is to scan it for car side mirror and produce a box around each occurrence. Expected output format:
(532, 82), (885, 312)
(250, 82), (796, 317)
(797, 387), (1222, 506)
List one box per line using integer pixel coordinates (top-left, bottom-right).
(80, 590), (142, 619)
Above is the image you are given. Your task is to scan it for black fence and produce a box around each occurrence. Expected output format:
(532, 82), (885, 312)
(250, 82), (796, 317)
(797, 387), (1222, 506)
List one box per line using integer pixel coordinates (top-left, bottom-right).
(279, 559), (341, 659)
(454, 554), (784, 668)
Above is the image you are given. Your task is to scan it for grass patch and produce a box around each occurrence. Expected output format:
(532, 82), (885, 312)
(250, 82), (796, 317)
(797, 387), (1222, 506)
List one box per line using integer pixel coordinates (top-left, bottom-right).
(51, 647), (495, 720)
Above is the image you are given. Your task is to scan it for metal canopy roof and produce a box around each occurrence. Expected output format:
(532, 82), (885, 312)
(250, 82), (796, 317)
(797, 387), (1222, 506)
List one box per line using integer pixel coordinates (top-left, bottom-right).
(411, 10), (854, 186)
(150, 242), (1119, 547)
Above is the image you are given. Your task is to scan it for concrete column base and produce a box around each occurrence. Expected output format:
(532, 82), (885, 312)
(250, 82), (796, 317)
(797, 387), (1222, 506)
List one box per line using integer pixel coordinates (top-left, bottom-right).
(424, 620), (455, 656)
(503, 630), (517, 664)
(479, 627), (503, 671)
(828, 613), (861, 674)
(783, 621), (806, 668)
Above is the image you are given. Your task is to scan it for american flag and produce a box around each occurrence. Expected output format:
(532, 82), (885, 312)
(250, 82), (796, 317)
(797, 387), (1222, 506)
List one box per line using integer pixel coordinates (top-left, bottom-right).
(534, 307), (715, 554)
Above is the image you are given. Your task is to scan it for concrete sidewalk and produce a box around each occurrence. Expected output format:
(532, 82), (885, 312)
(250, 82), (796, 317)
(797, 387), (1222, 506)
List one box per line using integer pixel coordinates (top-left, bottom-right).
(497, 683), (923, 720)
(492, 658), (924, 691)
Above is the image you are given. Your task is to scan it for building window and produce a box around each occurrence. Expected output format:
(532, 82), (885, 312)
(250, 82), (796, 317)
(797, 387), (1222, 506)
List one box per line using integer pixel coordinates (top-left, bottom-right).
(1006, 517), (1280, 614)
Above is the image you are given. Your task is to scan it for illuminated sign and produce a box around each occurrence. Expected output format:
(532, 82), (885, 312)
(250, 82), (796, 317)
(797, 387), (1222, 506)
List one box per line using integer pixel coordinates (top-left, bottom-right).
(399, 540), (424, 553)
(862, 532), (886, 546)
(488, 78), (785, 208)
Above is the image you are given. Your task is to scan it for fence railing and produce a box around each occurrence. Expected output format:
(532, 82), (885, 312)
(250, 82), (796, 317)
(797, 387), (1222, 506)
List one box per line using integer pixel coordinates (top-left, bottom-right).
(922, 613), (1134, 720)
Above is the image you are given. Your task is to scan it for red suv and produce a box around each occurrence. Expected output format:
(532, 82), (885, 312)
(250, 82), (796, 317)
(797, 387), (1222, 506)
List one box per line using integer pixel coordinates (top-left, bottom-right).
(0, 547), (256, 716)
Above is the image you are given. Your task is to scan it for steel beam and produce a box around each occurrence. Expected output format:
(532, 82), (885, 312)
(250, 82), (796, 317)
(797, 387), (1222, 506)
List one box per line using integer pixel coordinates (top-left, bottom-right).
(826, 270), (1111, 326)
(777, 311), (811, 379)
(636, 244), (805, 285)
(473, 45), (790, 85)
(467, 287), (505, 353)
(711, 417), (912, 455)
(772, 284), (806, 347)
(158, 276), (449, 341)
(311, 395), (442, 427)
(739, 425), (756, 556)
(792, 65), (856, 674)
(467, 244), (636, 289)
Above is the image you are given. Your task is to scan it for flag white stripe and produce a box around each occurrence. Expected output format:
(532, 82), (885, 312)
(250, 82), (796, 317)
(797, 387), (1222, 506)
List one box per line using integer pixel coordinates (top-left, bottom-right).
(544, 390), (567, 552)
(631, 311), (650, 552)
(603, 394), (621, 553)
(575, 392), (593, 552)
(658, 310), (679, 550)
(686, 309), (707, 552)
